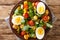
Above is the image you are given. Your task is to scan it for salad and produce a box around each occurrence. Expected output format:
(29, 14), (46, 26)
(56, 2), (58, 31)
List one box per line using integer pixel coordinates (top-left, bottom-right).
(11, 1), (53, 40)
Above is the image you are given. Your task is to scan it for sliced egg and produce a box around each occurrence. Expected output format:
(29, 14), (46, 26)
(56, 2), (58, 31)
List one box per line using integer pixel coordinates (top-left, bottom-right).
(36, 27), (45, 39)
(37, 2), (45, 14)
(12, 16), (24, 25)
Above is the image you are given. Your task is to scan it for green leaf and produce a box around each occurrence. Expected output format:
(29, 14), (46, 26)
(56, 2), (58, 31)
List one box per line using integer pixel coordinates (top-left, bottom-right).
(24, 19), (28, 25)
(36, 13), (42, 17)
(14, 9), (19, 15)
(46, 27), (50, 30)
(22, 25), (30, 31)
(39, 20), (44, 27)
(35, 22), (39, 28)
(29, 28), (34, 34)
(29, 10), (34, 17)
(28, 2), (32, 6)
(28, 28), (35, 37)
(14, 8), (23, 15)
(27, 17), (31, 20)
(21, 20), (25, 24)
(46, 23), (53, 28)
(14, 9), (18, 14)
(30, 33), (35, 38)
(33, 7), (37, 14)
(18, 9), (23, 15)
(28, 2), (35, 18)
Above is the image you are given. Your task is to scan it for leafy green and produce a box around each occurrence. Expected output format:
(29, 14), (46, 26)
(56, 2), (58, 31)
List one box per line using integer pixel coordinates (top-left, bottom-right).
(14, 8), (23, 15)
(39, 20), (44, 27)
(14, 9), (19, 15)
(29, 28), (35, 34)
(28, 2), (32, 7)
(30, 33), (35, 38)
(46, 23), (53, 28)
(35, 22), (39, 28)
(22, 25), (30, 31)
(36, 13), (42, 17)
(27, 17), (31, 20)
(46, 27), (50, 30)
(18, 9), (23, 15)
(21, 20), (25, 24)
(34, 8), (37, 14)
(29, 10), (34, 17)
(24, 19), (28, 25)
(28, 28), (35, 37)
(28, 2), (35, 18)
(14, 9), (18, 14)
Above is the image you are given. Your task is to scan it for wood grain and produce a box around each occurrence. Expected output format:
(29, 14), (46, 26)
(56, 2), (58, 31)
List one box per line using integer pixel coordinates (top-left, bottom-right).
(46, 0), (60, 5)
(0, 20), (16, 40)
(0, 0), (21, 5)
(0, 35), (16, 40)
(0, 0), (60, 5)
(0, 5), (14, 19)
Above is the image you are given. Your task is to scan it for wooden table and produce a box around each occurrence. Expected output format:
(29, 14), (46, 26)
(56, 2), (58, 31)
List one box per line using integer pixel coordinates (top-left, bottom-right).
(0, 0), (60, 40)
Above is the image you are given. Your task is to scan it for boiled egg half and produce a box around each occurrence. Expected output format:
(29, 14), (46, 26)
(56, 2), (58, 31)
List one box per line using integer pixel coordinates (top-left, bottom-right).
(12, 16), (24, 25)
(37, 2), (45, 14)
(36, 27), (45, 39)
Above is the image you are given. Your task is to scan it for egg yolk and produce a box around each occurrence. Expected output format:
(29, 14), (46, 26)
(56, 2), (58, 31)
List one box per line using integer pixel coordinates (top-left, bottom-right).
(37, 28), (44, 35)
(38, 6), (44, 13)
(15, 17), (22, 23)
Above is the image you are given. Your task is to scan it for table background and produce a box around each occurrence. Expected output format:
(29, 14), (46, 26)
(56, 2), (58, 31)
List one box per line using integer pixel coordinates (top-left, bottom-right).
(0, 0), (60, 40)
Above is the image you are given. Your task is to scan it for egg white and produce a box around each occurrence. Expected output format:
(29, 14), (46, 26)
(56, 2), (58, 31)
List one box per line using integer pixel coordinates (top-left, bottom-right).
(12, 16), (24, 25)
(36, 27), (45, 39)
(37, 2), (45, 14)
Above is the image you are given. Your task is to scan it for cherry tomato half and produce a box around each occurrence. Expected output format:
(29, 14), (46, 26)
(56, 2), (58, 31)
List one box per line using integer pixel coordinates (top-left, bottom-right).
(21, 31), (26, 36)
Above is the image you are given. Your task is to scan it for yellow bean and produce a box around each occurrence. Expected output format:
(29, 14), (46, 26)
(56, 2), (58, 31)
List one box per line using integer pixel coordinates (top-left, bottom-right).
(20, 24), (24, 29)
(31, 26), (36, 30)
(45, 10), (49, 15)
(12, 25), (18, 29)
(24, 35), (29, 40)
(24, 9), (27, 14)
(27, 34), (30, 37)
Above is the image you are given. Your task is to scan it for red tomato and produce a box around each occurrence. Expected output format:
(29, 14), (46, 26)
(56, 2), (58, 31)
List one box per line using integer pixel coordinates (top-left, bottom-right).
(28, 20), (34, 26)
(21, 31), (26, 36)
(23, 13), (29, 19)
(35, 2), (39, 7)
(42, 15), (49, 22)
